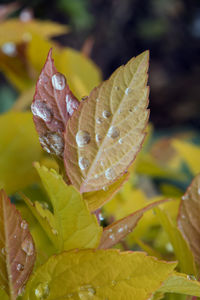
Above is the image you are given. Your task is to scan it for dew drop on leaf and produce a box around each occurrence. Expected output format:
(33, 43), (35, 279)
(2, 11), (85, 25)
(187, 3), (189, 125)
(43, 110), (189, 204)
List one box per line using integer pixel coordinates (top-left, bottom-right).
(52, 229), (58, 235)
(78, 285), (96, 299)
(118, 138), (123, 144)
(76, 131), (91, 147)
(95, 134), (102, 143)
(1, 247), (6, 255)
(111, 280), (117, 287)
(31, 100), (53, 122)
(125, 87), (132, 95)
(103, 186), (108, 191)
(17, 263), (24, 272)
(102, 110), (111, 119)
(105, 167), (116, 180)
(51, 72), (66, 90)
(21, 238), (34, 256)
(79, 157), (90, 170)
(35, 282), (50, 299)
(96, 117), (102, 124)
(20, 220), (28, 230)
(107, 126), (120, 139)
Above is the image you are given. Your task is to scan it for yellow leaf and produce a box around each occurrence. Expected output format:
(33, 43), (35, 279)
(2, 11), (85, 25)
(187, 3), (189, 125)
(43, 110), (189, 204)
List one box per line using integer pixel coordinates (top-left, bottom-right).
(35, 163), (102, 251)
(23, 250), (176, 300)
(12, 85), (35, 110)
(83, 172), (129, 211)
(0, 19), (68, 46)
(65, 51), (149, 192)
(158, 271), (200, 297)
(0, 112), (42, 194)
(172, 139), (200, 175)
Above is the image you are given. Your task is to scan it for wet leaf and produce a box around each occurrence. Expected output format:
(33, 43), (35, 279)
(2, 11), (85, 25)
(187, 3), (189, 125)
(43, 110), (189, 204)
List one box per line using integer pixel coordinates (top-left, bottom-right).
(23, 249), (176, 300)
(158, 272), (200, 297)
(0, 112), (42, 194)
(155, 207), (196, 275)
(83, 172), (129, 212)
(0, 190), (36, 299)
(32, 49), (79, 158)
(35, 163), (102, 251)
(177, 174), (200, 265)
(0, 19), (68, 46)
(64, 51), (149, 192)
(99, 198), (169, 249)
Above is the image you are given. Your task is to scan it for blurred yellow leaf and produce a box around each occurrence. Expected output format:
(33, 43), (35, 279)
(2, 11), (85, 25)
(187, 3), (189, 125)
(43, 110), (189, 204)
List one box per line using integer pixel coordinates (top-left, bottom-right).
(0, 112), (42, 194)
(0, 19), (68, 46)
(23, 250), (176, 300)
(172, 139), (200, 175)
(13, 85), (35, 110)
(65, 51), (149, 192)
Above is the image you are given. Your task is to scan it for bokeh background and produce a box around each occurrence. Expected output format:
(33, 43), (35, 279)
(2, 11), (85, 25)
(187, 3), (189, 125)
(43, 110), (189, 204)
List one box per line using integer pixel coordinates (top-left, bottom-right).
(0, 0), (200, 130)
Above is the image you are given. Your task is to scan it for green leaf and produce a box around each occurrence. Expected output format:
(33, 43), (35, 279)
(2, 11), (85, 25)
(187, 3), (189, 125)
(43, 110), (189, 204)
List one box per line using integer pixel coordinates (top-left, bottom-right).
(0, 190), (36, 300)
(64, 51), (149, 192)
(35, 163), (102, 251)
(0, 112), (42, 194)
(99, 198), (170, 249)
(23, 250), (176, 300)
(155, 207), (196, 275)
(158, 272), (200, 297)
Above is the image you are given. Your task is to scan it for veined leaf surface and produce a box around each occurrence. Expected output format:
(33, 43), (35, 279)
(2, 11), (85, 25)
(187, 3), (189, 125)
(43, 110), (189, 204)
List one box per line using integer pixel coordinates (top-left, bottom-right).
(64, 51), (149, 192)
(177, 174), (200, 265)
(99, 198), (169, 249)
(35, 163), (102, 251)
(0, 190), (36, 300)
(32, 49), (79, 157)
(23, 249), (176, 300)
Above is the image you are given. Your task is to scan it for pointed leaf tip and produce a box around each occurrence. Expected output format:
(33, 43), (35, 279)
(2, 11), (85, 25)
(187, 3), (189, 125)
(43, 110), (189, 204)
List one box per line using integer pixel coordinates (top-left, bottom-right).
(64, 51), (150, 192)
(31, 48), (79, 158)
(0, 189), (36, 299)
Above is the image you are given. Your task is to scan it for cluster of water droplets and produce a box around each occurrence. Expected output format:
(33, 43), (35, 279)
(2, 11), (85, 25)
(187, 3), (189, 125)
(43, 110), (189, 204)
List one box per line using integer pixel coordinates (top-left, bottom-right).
(31, 100), (53, 123)
(35, 282), (50, 299)
(39, 132), (64, 156)
(78, 285), (96, 299)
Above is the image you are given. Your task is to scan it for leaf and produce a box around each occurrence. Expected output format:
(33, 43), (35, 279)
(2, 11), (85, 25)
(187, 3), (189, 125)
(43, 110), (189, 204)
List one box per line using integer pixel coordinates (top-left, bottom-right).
(35, 163), (102, 251)
(64, 51), (150, 193)
(0, 2), (19, 21)
(177, 174), (200, 265)
(158, 272), (200, 297)
(0, 112), (42, 194)
(23, 249), (176, 300)
(155, 207), (196, 275)
(99, 198), (170, 249)
(13, 85), (35, 111)
(0, 190), (36, 300)
(172, 140), (200, 175)
(31, 49), (79, 158)
(0, 19), (68, 46)
(0, 288), (9, 300)
(83, 172), (129, 212)
(27, 34), (102, 100)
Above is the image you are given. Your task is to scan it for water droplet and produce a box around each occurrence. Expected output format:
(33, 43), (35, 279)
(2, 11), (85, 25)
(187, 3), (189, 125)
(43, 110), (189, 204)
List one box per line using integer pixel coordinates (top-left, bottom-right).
(52, 72), (66, 90)
(79, 157), (90, 170)
(1, 248), (6, 255)
(103, 186), (108, 191)
(125, 87), (132, 95)
(111, 280), (117, 287)
(100, 161), (105, 167)
(105, 168), (116, 180)
(76, 131), (91, 147)
(181, 215), (186, 219)
(96, 134), (102, 143)
(66, 95), (79, 116)
(187, 275), (196, 281)
(94, 174), (99, 179)
(107, 126), (120, 139)
(96, 117), (102, 124)
(1, 42), (16, 57)
(78, 285), (96, 299)
(118, 109), (122, 114)
(21, 238), (34, 256)
(99, 213), (104, 221)
(31, 100), (52, 122)
(35, 282), (50, 299)
(18, 285), (25, 296)
(52, 229), (58, 235)
(8, 274), (12, 279)
(198, 188), (200, 195)
(118, 227), (123, 233)
(165, 243), (174, 252)
(21, 220), (28, 230)
(115, 86), (120, 91)
(14, 235), (17, 239)
(17, 263), (24, 272)
(102, 110), (111, 119)
(118, 138), (123, 144)
(96, 98), (99, 102)
(181, 194), (188, 201)
(41, 202), (49, 209)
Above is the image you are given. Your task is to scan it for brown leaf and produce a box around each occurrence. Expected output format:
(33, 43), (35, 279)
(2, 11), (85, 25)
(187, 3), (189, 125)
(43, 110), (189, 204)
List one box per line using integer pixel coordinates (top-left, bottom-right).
(177, 174), (200, 265)
(31, 49), (79, 157)
(0, 190), (36, 299)
(64, 51), (149, 192)
(99, 198), (169, 249)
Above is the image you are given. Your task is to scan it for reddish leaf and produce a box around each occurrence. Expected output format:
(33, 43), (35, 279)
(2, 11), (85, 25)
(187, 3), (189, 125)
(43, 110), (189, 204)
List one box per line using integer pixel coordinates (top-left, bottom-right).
(99, 198), (169, 249)
(0, 190), (36, 299)
(177, 174), (200, 265)
(31, 49), (79, 157)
